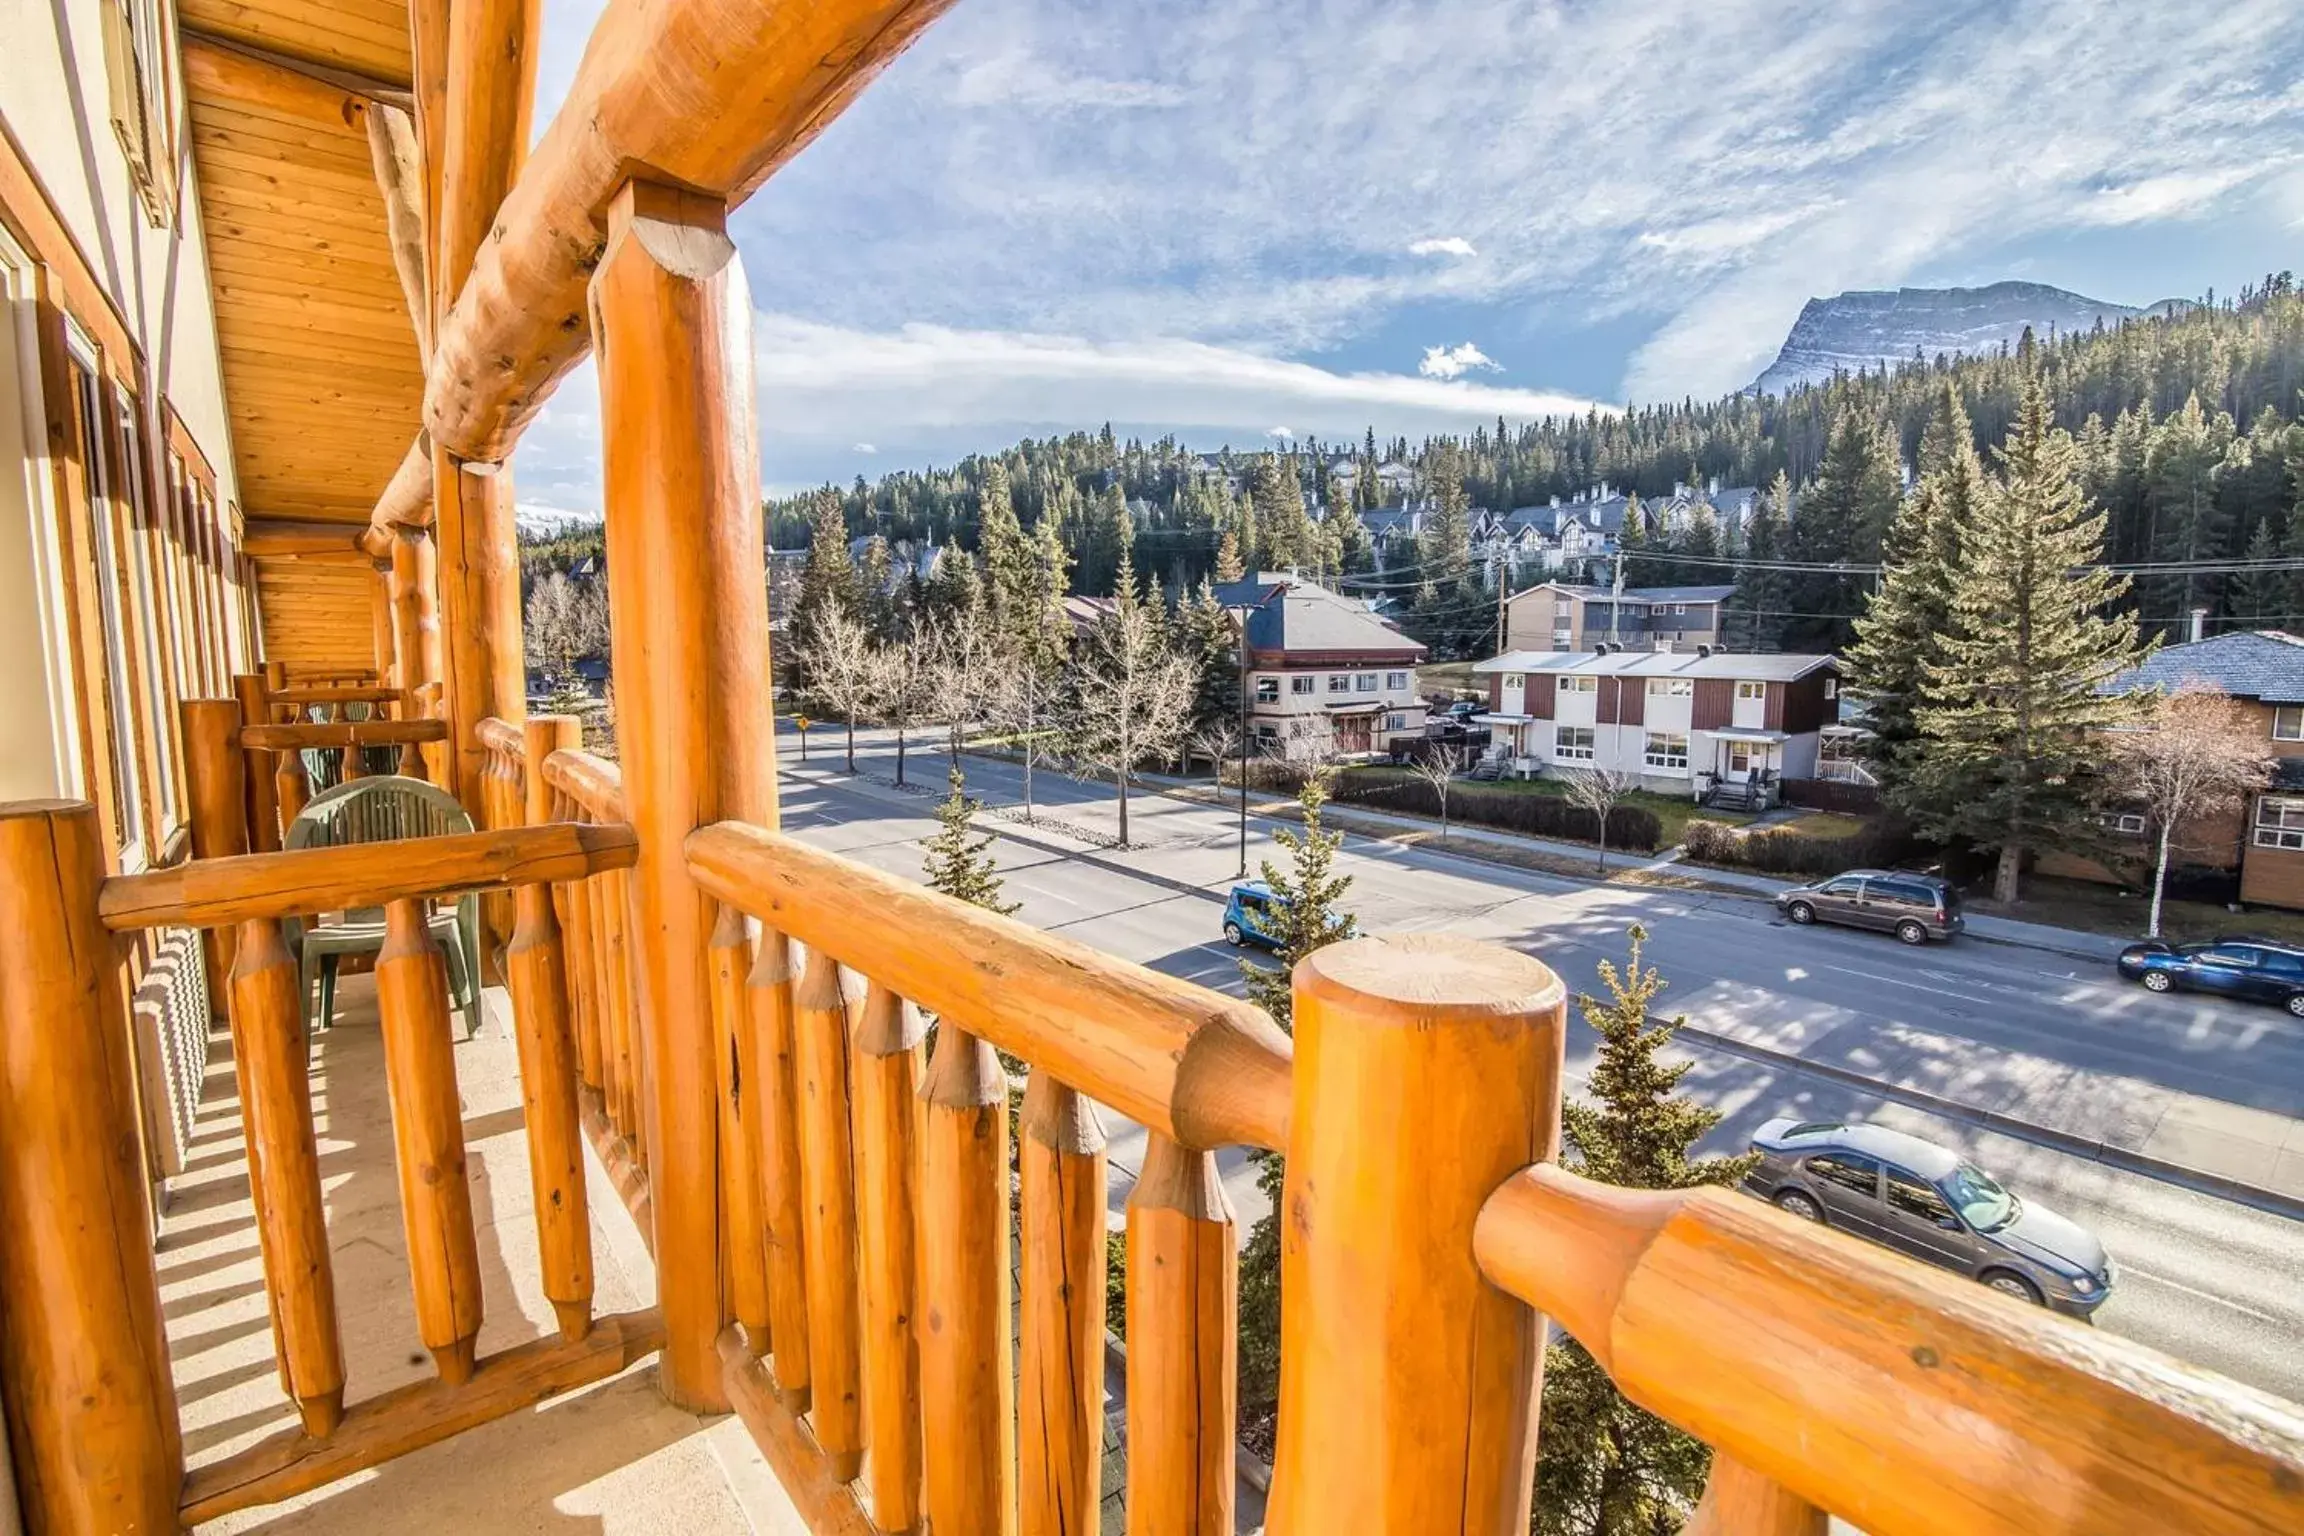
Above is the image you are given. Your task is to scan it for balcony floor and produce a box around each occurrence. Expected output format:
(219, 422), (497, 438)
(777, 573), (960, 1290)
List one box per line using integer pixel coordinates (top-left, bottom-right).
(160, 974), (804, 1533)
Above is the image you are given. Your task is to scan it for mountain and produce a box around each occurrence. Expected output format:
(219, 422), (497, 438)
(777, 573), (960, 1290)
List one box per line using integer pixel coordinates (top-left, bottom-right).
(1750, 281), (2163, 395)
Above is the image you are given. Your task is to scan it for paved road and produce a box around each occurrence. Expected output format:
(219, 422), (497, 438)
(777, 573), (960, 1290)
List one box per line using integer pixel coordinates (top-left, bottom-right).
(779, 737), (2304, 1407)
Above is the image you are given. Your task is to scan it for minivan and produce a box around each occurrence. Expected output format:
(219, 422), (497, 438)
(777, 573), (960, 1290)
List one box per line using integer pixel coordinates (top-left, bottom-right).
(1775, 869), (1962, 945)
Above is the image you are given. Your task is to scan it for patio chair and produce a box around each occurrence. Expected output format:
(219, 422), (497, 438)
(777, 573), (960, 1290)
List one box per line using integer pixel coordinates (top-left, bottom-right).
(284, 774), (485, 1041)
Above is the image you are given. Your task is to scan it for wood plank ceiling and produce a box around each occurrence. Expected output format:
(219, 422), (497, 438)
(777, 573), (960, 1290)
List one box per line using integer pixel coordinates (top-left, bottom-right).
(178, 1), (420, 668)
(180, 1), (419, 528)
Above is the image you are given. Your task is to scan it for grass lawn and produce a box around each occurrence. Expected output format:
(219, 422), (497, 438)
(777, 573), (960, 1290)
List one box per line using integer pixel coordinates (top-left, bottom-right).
(1419, 659), (1479, 697)
(1770, 811), (1870, 840)
(1966, 874), (2304, 946)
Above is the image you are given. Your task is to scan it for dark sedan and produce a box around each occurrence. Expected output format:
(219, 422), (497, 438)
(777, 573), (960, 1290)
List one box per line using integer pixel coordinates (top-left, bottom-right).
(1742, 1119), (2113, 1318)
(2117, 938), (2304, 1017)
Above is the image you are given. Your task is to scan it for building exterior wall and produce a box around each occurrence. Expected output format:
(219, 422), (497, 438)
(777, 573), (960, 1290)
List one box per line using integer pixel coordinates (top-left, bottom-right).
(1249, 658), (1423, 756)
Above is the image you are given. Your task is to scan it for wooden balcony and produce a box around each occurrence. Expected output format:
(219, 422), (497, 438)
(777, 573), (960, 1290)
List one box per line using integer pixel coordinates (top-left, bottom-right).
(0, 0), (2300, 1532)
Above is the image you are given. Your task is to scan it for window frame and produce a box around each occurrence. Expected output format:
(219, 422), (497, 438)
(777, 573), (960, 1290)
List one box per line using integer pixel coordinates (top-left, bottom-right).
(1384, 670), (1409, 690)
(1735, 680), (1766, 701)
(68, 351), (148, 866)
(1290, 675), (1316, 696)
(1805, 1153), (1881, 1201)
(1884, 1168), (1957, 1226)
(1647, 677), (1693, 697)
(1553, 725), (1596, 762)
(1557, 675), (1597, 695)
(2274, 706), (2304, 743)
(1643, 731), (1688, 770)
(2256, 797), (2304, 850)
(1254, 675), (1280, 703)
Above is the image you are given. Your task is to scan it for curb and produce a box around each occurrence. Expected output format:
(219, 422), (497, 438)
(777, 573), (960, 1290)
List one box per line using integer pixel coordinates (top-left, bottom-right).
(1671, 1016), (2304, 1224)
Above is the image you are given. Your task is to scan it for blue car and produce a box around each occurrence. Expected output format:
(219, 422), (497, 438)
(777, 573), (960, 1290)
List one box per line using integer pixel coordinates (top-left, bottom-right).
(1222, 882), (1285, 948)
(2116, 937), (2304, 1017)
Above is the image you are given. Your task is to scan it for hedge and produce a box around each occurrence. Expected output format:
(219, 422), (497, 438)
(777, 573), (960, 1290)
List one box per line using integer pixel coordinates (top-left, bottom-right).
(1329, 771), (1663, 854)
(1681, 816), (1920, 878)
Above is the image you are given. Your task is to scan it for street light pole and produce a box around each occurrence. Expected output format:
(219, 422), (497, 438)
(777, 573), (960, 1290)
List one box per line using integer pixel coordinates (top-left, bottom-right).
(1233, 603), (1251, 879)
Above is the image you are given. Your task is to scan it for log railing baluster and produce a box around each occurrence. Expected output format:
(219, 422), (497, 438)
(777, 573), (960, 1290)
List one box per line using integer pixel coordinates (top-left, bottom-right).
(230, 915), (347, 1435)
(1685, 1453), (1827, 1536)
(603, 868), (639, 1150)
(919, 1024), (1015, 1535)
(852, 981), (926, 1534)
(709, 905), (771, 1355)
(233, 672), (283, 850)
(1020, 1072), (1108, 1536)
(793, 946), (864, 1480)
(1125, 1133), (1233, 1536)
(747, 928), (810, 1406)
(509, 716), (595, 1341)
(182, 697), (250, 1004)
(1266, 936), (1562, 1536)
(277, 745), (311, 829)
(564, 838), (604, 1092)
(374, 896), (484, 1384)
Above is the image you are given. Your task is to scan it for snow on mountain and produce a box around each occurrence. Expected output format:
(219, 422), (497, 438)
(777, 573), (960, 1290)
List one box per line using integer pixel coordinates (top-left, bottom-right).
(515, 502), (602, 538)
(1749, 281), (2161, 396)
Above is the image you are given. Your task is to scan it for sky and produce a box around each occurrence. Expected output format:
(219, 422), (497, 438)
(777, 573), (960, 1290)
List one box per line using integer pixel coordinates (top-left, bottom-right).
(511, 0), (2304, 518)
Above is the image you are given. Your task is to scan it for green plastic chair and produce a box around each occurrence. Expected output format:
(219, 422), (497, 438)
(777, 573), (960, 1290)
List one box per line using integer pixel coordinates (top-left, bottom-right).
(285, 774), (485, 1041)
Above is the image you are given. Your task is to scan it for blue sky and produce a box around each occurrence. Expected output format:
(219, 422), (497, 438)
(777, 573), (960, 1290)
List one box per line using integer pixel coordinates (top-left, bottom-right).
(513, 0), (2304, 516)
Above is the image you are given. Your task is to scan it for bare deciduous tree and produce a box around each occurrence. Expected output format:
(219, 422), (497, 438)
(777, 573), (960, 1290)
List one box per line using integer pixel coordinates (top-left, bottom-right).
(1407, 743), (1470, 841)
(1062, 597), (1198, 847)
(795, 606), (879, 773)
(524, 569), (610, 680)
(1562, 766), (1641, 872)
(2112, 686), (2277, 937)
(924, 604), (1009, 761)
(873, 622), (940, 787)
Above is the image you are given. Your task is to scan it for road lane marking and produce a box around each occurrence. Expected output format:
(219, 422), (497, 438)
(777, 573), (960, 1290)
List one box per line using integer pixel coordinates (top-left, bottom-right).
(2117, 1265), (2287, 1325)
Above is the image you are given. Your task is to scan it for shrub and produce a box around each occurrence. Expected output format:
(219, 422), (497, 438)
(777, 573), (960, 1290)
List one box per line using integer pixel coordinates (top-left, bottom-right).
(1328, 770), (1663, 854)
(1681, 815), (1921, 878)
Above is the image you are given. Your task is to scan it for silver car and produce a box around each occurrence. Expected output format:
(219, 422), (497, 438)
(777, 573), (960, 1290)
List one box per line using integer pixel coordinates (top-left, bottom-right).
(1742, 1118), (2113, 1318)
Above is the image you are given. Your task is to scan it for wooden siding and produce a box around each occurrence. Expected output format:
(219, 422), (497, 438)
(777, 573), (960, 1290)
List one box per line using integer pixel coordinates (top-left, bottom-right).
(180, 0), (415, 86)
(254, 558), (379, 671)
(1693, 679), (1734, 731)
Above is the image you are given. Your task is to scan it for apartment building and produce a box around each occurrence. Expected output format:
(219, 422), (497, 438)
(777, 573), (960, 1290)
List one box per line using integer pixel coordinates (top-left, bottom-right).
(1214, 572), (1428, 758)
(1472, 648), (1840, 797)
(1501, 582), (1736, 652)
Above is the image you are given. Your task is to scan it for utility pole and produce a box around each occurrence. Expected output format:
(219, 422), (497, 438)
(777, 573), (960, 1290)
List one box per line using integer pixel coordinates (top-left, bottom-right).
(1609, 548), (1625, 649)
(1235, 604), (1252, 879)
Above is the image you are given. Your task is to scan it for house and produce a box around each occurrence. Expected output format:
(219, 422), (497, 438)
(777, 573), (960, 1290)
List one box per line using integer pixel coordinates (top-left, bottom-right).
(1502, 582), (1737, 652)
(1213, 573), (1428, 758)
(2039, 630), (2304, 909)
(1472, 649), (1842, 801)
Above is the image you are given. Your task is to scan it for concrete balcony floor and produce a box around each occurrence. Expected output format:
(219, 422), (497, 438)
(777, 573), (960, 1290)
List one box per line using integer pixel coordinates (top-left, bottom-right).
(161, 974), (805, 1533)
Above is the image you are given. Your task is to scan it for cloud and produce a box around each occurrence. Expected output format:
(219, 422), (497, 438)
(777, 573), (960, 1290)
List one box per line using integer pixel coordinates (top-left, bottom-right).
(1418, 343), (1501, 381)
(1265, 426), (1295, 438)
(1408, 237), (1478, 258)
(852, 442), (879, 454)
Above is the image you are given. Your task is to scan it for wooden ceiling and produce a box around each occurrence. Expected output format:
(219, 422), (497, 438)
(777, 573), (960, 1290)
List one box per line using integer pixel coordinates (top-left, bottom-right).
(251, 557), (379, 670)
(181, 4), (421, 528)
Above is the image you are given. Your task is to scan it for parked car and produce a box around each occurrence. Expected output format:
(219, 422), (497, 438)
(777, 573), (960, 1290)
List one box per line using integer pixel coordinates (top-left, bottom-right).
(1774, 870), (1962, 945)
(2116, 938), (2304, 1016)
(1742, 1119), (2113, 1317)
(1223, 882), (1284, 948)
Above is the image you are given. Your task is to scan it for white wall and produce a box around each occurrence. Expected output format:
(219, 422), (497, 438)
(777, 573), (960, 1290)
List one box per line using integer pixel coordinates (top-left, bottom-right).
(0, 235), (80, 801)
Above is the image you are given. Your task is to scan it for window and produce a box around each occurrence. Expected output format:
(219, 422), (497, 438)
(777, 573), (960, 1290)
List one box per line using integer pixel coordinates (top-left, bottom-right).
(1255, 724), (1277, 743)
(1554, 726), (1595, 762)
(1502, 672), (1524, 689)
(1384, 713), (1406, 731)
(1356, 674), (1378, 693)
(2103, 811), (2146, 836)
(1643, 732), (1688, 770)
(1328, 674), (1351, 694)
(1817, 877), (1864, 896)
(1823, 678), (1839, 700)
(1884, 1170), (1957, 1226)
(1255, 676), (1280, 703)
(1290, 676), (1316, 696)
(2256, 797), (2304, 851)
(1804, 1154), (1879, 1200)
(114, 398), (180, 829)
(1558, 675), (1597, 694)
(69, 355), (145, 860)
(1647, 678), (1693, 697)
(1672, 603), (1687, 616)
(1735, 680), (1766, 701)
(1385, 671), (1409, 689)
(2275, 706), (2304, 742)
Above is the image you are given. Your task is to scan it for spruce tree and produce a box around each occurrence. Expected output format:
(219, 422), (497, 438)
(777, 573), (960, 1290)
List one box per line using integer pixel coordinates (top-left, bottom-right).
(1533, 923), (1755, 1536)
(1786, 408), (1903, 647)
(1234, 771), (1358, 1420)
(977, 462), (1037, 641)
(1723, 472), (1791, 650)
(1214, 528), (1245, 583)
(2141, 393), (2234, 635)
(922, 766), (1017, 914)
(1846, 381), (1984, 802)
(1906, 372), (2149, 903)
(2231, 516), (2287, 627)
(789, 489), (858, 689)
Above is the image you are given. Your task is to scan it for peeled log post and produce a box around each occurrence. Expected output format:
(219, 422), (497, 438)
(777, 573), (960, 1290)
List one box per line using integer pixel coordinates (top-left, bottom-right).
(1124, 1134), (1233, 1536)
(850, 981), (926, 1534)
(1685, 1454), (1826, 1536)
(1265, 936), (1564, 1536)
(918, 1024), (1016, 1536)
(232, 673), (282, 851)
(709, 905), (770, 1354)
(747, 928), (811, 1406)
(791, 948), (863, 1479)
(510, 716), (595, 1341)
(0, 802), (182, 1533)
(592, 177), (779, 1411)
(182, 697), (250, 1003)
(1019, 1073), (1108, 1536)
(431, 452), (524, 814)
(374, 897), (485, 1384)
(230, 916), (347, 1434)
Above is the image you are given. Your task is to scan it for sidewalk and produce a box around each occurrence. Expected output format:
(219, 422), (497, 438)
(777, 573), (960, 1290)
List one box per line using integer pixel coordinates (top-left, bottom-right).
(789, 756), (2304, 1221)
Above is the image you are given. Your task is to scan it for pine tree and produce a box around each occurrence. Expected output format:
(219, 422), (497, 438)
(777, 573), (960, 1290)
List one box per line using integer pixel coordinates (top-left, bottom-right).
(1533, 924), (1756, 1536)
(922, 766), (1017, 914)
(1234, 771), (1358, 1420)
(1786, 408), (1903, 648)
(1028, 509), (1073, 666)
(2230, 516), (2287, 628)
(1723, 472), (1792, 650)
(1906, 372), (2149, 903)
(790, 488), (858, 662)
(922, 545), (983, 620)
(1214, 528), (1245, 582)
(1251, 454), (1315, 573)
(1846, 381), (1984, 802)
(977, 462), (1037, 641)
(856, 534), (896, 640)
(2140, 393), (2234, 635)
(1615, 492), (1660, 586)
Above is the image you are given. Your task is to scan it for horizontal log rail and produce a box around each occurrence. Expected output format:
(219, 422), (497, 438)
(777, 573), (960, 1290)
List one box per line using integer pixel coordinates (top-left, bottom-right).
(542, 747), (626, 823)
(1473, 1164), (2304, 1536)
(476, 716), (524, 758)
(267, 686), (404, 708)
(242, 719), (447, 751)
(99, 822), (637, 931)
(179, 1307), (664, 1525)
(685, 818), (1293, 1152)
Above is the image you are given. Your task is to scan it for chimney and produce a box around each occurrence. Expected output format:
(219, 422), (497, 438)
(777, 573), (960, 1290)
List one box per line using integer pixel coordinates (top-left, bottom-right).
(1698, 643), (1713, 658)
(2189, 607), (2209, 643)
